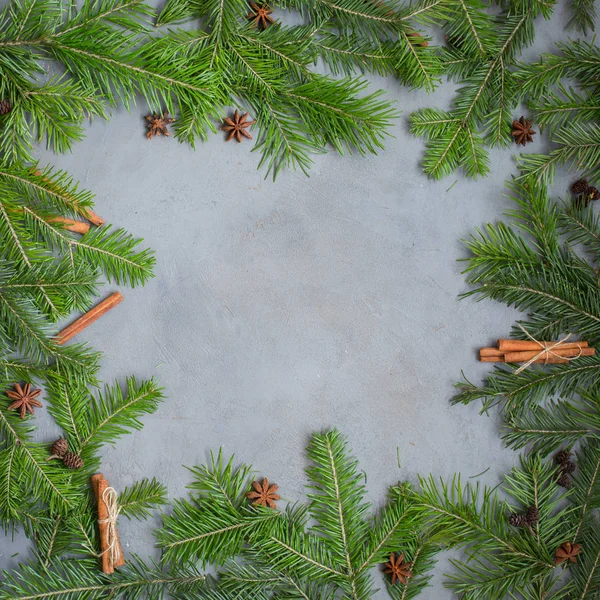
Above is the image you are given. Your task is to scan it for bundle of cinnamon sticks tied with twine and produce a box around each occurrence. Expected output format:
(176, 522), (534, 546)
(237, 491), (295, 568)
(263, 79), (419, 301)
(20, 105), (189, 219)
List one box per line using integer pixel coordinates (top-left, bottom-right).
(91, 474), (125, 574)
(480, 337), (595, 373)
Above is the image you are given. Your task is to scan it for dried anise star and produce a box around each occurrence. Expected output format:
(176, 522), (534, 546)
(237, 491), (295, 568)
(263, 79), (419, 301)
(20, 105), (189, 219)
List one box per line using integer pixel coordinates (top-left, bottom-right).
(384, 552), (414, 585)
(247, 477), (280, 509)
(6, 383), (42, 419)
(554, 542), (582, 566)
(512, 116), (535, 147)
(145, 110), (175, 139)
(247, 2), (275, 29)
(221, 109), (256, 143)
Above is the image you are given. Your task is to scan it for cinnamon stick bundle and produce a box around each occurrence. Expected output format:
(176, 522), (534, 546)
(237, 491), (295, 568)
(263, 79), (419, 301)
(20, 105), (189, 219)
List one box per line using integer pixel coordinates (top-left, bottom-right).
(55, 292), (123, 345)
(91, 474), (125, 574)
(479, 338), (595, 364)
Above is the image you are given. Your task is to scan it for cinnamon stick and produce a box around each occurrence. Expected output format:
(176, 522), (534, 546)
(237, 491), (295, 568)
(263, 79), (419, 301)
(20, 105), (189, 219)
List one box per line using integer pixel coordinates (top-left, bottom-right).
(505, 347), (595, 363)
(55, 292), (123, 345)
(480, 356), (505, 363)
(48, 217), (90, 235)
(498, 339), (588, 352)
(480, 348), (505, 357)
(83, 209), (105, 227)
(91, 474), (113, 575)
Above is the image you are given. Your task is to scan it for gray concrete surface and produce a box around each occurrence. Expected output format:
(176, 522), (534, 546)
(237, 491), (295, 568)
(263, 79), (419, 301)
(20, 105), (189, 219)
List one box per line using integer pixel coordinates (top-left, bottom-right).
(0, 1), (595, 596)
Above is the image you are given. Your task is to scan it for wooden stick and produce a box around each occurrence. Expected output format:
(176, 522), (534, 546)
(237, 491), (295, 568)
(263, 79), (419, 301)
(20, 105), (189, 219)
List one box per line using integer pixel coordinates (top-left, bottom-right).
(505, 347), (595, 363)
(55, 292), (123, 345)
(47, 217), (90, 235)
(498, 339), (588, 352)
(91, 474), (113, 575)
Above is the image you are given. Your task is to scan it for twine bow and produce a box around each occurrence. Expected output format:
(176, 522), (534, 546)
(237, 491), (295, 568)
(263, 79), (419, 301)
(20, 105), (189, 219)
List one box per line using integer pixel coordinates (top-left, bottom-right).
(98, 487), (121, 565)
(514, 324), (582, 374)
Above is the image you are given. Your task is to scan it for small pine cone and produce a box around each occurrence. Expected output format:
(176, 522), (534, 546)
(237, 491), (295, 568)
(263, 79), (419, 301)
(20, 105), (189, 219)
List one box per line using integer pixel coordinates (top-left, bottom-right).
(526, 505), (539, 524)
(0, 99), (11, 115)
(47, 438), (68, 460)
(62, 451), (84, 469)
(509, 513), (529, 527)
(587, 186), (600, 201)
(557, 472), (572, 488)
(562, 460), (576, 474)
(555, 450), (573, 465)
(572, 179), (589, 194)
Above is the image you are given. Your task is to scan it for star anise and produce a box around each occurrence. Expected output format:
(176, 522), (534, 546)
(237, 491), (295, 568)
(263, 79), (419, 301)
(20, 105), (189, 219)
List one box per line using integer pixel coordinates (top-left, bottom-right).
(145, 110), (175, 139)
(221, 109), (256, 143)
(247, 2), (275, 29)
(247, 477), (280, 509)
(384, 552), (414, 585)
(6, 383), (42, 419)
(512, 116), (535, 147)
(554, 542), (582, 566)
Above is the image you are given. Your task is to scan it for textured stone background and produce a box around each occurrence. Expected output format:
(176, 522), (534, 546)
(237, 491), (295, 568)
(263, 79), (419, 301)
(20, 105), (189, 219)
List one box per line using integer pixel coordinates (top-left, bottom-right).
(0, 1), (594, 596)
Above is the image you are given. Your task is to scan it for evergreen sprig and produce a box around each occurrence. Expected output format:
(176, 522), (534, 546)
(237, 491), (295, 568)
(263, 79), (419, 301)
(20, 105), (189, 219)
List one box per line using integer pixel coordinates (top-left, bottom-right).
(404, 454), (581, 599)
(455, 179), (600, 413)
(410, 0), (555, 179)
(154, 0), (408, 177)
(447, 177), (600, 597)
(0, 373), (164, 550)
(0, 163), (155, 380)
(0, 556), (206, 600)
(157, 429), (439, 598)
(515, 39), (600, 185)
(0, 0), (455, 178)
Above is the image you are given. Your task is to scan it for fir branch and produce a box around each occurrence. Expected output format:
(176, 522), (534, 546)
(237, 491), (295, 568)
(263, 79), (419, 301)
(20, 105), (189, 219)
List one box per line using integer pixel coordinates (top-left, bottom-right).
(0, 556), (206, 600)
(306, 429), (370, 577)
(76, 377), (164, 451)
(503, 395), (600, 455)
(118, 477), (168, 521)
(408, 456), (568, 599)
(158, 429), (438, 598)
(568, 0), (596, 35)
(411, 0), (555, 179)
(0, 403), (77, 514)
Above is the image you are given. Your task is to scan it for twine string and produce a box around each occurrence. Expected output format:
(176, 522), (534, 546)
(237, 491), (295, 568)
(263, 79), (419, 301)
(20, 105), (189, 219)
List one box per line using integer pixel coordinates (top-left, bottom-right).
(514, 324), (582, 374)
(98, 487), (120, 565)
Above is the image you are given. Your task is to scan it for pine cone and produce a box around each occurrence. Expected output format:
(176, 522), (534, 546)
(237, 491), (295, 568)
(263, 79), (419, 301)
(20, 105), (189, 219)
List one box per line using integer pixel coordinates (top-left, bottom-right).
(0, 99), (12, 115)
(555, 450), (573, 465)
(526, 505), (539, 524)
(509, 513), (529, 527)
(587, 186), (600, 201)
(562, 460), (576, 474)
(62, 451), (84, 469)
(47, 438), (68, 460)
(557, 472), (572, 488)
(572, 179), (589, 194)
